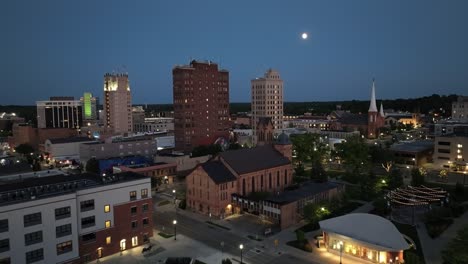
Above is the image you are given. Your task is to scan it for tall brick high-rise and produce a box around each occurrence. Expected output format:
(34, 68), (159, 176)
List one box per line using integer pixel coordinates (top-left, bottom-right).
(173, 60), (230, 152)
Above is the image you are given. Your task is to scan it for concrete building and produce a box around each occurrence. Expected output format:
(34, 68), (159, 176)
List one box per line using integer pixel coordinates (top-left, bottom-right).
(79, 134), (157, 164)
(185, 132), (293, 219)
(103, 73), (133, 135)
(0, 171), (153, 264)
(43, 137), (96, 162)
(36, 97), (83, 129)
(251, 69), (284, 144)
(156, 153), (210, 172)
(114, 162), (177, 185)
(133, 117), (174, 133)
(434, 133), (468, 171)
(172, 60), (230, 152)
(390, 141), (434, 167)
(79, 93), (99, 125)
(452, 96), (468, 121)
(283, 116), (330, 132)
(434, 121), (468, 136)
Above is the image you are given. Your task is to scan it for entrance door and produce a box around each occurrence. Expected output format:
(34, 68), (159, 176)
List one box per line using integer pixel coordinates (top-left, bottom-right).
(132, 236), (138, 247)
(120, 239), (126, 251)
(97, 248), (103, 258)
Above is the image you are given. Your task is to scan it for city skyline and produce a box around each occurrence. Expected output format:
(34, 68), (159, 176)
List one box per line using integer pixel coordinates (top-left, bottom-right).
(1, 0), (468, 105)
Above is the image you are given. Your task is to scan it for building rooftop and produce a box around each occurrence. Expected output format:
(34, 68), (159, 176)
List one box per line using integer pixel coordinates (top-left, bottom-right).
(337, 113), (368, 125)
(0, 163), (32, 177)
(48, 137), (95, 144)
(220, 145), (290, 175)
(319, 213), (410, 251)
(390, 140), (434, 153)
(265, 181), (341, 205)
(0, 171), (148, 206)
(201, 161), (237, 184)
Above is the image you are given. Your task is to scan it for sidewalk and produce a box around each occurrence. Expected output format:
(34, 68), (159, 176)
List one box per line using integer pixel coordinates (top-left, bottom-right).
(417, 209), (468, 264)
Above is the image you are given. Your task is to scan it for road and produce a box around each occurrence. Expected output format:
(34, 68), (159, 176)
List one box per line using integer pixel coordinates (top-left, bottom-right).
(154, 203), (320, 264)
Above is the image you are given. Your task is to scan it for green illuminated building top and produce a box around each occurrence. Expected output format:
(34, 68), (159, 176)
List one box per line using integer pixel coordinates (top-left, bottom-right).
(83, 92), (92, 119)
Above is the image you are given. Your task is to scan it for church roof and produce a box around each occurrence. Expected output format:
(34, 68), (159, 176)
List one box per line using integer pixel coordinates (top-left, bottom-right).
(201, 161), (237, 184)
(220, 145), (290, 174)
(338, 113), (368, 125)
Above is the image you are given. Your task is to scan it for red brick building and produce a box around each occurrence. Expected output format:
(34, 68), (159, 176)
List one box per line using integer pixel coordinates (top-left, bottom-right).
(172, 60), (230, 152)
(186, 132), (293, 218)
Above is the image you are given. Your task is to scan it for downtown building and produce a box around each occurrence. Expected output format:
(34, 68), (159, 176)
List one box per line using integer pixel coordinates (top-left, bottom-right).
(172, 60), (230, 152)
(36, 97), (83, 129)
(251, 69), (284, 145)
(103, 73), (133, 135)
(0, 171), (153, 264)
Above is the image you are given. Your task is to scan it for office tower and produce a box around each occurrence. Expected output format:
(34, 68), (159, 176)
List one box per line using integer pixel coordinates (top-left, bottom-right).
(172, 60), (230, 152)
(36, 97), (83, 129)
(251, 69), (284, 145)
(80, 92), (98, 124)
(103, 73), (133, 135)
(452, 96), (468, 121)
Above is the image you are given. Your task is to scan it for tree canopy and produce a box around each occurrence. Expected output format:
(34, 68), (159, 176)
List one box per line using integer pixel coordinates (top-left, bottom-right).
(191, 144), (223, 157)
(15, 143), (34, 155)
(85, 158), (100, 174)
(290, 133), (329, 165)
(335, 135), (369, 174)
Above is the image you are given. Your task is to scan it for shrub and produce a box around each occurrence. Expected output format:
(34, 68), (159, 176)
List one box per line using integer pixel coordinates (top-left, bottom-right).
(296, 230), (305, 242)
(455, 182), (465, 195)
(221, 259), (232, 264)
(404, 251), (422, 264)
(178, 199), (186, 210)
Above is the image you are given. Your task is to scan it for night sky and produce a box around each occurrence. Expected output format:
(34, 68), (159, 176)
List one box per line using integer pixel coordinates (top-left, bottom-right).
(1, 0), (467, 105)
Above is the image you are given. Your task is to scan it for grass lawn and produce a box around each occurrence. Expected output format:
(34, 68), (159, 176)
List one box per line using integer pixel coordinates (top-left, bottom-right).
(392, 222), (425, 264)
(296, 201), (363, 233)
(286, 239), (313, 252)
(158, 232), (174, 239)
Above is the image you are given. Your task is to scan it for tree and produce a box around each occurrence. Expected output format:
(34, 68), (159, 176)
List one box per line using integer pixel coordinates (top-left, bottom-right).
(411, 168), (425, 186)
(335, 135), (369, 175)
(372, 196), (389, 216)
(32, 160), (41, 171)
(229, 143), (242, 150)
(15, 143), (34, 155)
(192, 144), (223, 157)
(387, 168), (404, 189)
(360, 171), (377, 200)
(291, 133), (329, 166)
(370, 146), (395, 173)
(85, 158), (100, 174)
(441, 225), (468, 264)
(404, 251), (422, 264)
(311, 161), (327, 182)
(222, 259), (233, 264)
(303, 202), (330, 224)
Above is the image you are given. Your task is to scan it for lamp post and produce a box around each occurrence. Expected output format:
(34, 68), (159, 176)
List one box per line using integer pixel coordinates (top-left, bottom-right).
(239, 244), (244, 264)
(338, 241), (343, 264)
(172, 189), (176, 204)
(173, 220), (177, 241)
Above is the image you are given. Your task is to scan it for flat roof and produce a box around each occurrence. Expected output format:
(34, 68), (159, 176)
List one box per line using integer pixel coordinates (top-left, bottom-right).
(265, 181), (341, 205)
(390, 141), (434, 153)
(0, 171), (148, 206)
(48, 137), (95, 144)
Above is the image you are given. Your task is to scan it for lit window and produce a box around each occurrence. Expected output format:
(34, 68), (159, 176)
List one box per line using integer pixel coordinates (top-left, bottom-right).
(104, 205), (110, 213)
(458, 155), (463, 159)
(106, 236), (111, 245)
(458, 144), (463, 148)
(105, 220), (111, 228)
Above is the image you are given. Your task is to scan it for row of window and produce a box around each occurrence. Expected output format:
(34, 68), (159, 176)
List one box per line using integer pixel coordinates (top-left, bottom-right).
(0, 241), (72, 263)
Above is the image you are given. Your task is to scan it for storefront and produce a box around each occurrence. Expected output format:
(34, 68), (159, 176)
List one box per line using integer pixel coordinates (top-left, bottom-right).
(320, 213), (409, 264)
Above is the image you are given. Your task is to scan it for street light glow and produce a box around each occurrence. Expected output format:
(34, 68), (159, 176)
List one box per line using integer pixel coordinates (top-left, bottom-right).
(239, 244), (243, 250)
(173, 220), (177, 225)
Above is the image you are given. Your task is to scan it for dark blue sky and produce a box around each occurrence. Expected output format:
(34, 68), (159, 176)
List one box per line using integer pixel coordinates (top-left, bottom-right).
(1, 0), (467, 105)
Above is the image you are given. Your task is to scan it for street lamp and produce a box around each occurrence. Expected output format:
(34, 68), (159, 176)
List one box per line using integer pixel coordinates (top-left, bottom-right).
(239, 244), (244, 264)
(173, 220), (177, 240)
(382, 179), (386, 184)
(338, 241), (343, 264)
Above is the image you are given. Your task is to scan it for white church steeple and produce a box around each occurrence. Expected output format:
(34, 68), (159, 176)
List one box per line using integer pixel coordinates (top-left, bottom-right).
(368, 79), (378, 112)
(380, 102), (385, 117)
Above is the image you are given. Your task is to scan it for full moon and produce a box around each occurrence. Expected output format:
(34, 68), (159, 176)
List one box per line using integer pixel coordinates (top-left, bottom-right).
(301, 33), (308, 40)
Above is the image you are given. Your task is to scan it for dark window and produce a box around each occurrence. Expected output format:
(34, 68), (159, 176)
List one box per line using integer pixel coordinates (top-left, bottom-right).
(141, 189), (148, 198)
(56, 241), (72, 255)
(0, 257), (10, 264)
(438, 156), (450, 160)
(269, 173), (272, 188)
(24, 213), (41, 227)
(0, 220), (7, 233)
(55, 206), (71, 220)
(25, 231), (43, 246)
(131, 220), (138, 229)
(0, 239), (9, 253)
(81, 232), (96, 242)
(80, 200), (95, 212)
(130, 191), (137, 200)
(438, 149), (450, 154)
(81, 216), (95, 228)
(131, 206), (137, 215)
(56, 224), (72, 238)
(438, 141), (451, 146)
(26, 248), (43, 264)
(277, 172), (280, 187)
(142, 203), (149, 212)
(143, 218), (149, 227)
(285, 170), (288, 185)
